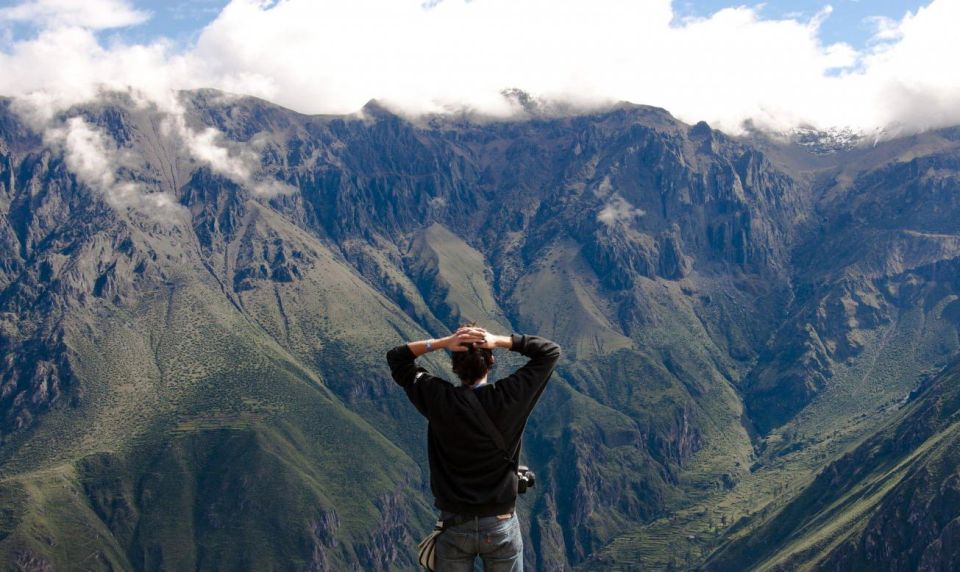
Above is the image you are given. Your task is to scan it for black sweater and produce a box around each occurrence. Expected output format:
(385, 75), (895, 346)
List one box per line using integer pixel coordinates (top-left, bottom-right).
(386, 334), (561, 516)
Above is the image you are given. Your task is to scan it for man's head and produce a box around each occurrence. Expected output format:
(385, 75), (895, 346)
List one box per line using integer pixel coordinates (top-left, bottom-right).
(450, 322), (495, 386)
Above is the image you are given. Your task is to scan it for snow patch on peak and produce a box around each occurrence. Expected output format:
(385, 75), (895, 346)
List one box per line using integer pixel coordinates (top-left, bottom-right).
(789, 126), (864, 155)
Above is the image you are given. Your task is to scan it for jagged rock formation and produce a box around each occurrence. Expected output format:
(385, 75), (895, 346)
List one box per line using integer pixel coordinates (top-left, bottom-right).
(1, 91), (960, 570)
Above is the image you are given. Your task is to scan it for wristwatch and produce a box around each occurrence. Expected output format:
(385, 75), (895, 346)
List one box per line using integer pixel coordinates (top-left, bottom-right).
(426, 339), (434, 351)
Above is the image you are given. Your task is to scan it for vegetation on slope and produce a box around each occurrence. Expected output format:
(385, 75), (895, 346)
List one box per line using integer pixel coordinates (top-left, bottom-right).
(1, 92), (959, 570)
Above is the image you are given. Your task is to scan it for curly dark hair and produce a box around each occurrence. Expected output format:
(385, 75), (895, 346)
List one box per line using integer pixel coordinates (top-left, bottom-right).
(450, 322), (495, 386)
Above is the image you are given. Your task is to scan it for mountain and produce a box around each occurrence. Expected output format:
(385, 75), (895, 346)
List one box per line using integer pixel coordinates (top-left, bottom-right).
(706, 356), (960, 571)
(0, 90), (959, 570)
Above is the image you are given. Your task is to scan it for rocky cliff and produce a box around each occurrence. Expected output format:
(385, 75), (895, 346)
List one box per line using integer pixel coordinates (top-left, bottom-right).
(0, 91), (959, 570)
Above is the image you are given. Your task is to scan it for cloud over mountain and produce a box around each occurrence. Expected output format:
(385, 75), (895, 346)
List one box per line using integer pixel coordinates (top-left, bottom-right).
(0, 0), (957, 134)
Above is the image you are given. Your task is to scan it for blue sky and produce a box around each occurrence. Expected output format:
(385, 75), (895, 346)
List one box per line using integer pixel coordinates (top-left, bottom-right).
(165, 1), (926, 50)
(675, 1), (929, 47)
(3, 0), (932, 51)
(113, 0), (228, 44)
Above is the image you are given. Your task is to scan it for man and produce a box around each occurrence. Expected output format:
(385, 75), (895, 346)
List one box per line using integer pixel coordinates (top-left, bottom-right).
(386, 324), (561, 571)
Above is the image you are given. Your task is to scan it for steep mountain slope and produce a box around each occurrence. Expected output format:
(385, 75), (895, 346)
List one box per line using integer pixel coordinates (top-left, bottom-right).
(0, 90), (959, 570)
(745, 130), (960, 434)
(584, 128), (960, 571)
(706, 356), (960, 571)
(0, 98), (437, 569)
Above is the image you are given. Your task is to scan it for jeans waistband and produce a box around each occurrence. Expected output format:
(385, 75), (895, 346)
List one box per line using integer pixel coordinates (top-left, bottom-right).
(440, 511), (514, 528)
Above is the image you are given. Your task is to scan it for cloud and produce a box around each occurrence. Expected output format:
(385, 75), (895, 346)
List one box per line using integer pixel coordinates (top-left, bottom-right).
(158, 111), (296, 205)
(0, 0), (149, 30)
(171, 116), (296, 196)
(865, 16), (902, 43)
(0, 3), (291, 215)
(598, 195), (646, 227)
(3, 0), (952, 218)
(45, 116), (186, 218)
(41, 109), (289, 221)
(857, 0), (960, 133)
(180, 124), (253, 181)
(0, 26), (188, 125)
(0, 0), (957, 141)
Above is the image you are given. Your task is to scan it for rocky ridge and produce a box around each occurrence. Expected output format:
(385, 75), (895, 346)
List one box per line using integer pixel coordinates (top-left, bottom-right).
(0, 91), (959, 569)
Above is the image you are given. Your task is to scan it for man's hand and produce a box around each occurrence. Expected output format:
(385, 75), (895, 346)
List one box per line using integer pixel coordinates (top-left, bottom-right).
(405, 326), (510, 357)
(444, 326), (487, 352)
(475, 329), (512, 350)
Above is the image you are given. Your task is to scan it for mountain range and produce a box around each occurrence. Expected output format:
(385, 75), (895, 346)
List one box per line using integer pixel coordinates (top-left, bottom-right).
(1, 89), (959, 570)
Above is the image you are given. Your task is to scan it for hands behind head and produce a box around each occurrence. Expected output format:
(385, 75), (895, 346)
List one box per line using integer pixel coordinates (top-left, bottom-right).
(448, 326), (496, 351)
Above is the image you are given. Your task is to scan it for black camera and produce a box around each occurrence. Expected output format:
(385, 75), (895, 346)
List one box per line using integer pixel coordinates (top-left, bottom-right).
(517, 465), (536, 494)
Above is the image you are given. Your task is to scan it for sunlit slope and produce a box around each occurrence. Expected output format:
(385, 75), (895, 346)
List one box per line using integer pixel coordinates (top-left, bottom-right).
(406, 223), (513, 331)
(0, 199), (438, 568)
(706, 358), (960, 571)
(486, 231), (756, 566)
(511, 239), (633, 359)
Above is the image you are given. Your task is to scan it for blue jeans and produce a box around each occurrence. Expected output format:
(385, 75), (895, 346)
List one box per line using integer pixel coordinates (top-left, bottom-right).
(435, 512), (524, 571)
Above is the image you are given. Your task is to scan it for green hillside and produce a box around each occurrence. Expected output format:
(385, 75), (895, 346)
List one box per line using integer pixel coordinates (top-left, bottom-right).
(706, 358), (960, 570)
(1, 92), (960, 570)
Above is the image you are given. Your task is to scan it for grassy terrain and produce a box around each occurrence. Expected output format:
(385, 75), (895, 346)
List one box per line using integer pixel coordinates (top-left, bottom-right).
(584, 287), (960, 570)
(0, 214), (440, 568)
(706, 358), (960, 570)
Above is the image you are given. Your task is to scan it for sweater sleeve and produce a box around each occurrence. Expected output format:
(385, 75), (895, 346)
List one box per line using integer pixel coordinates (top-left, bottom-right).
(496, 334), (561, 407)
(386, 344), (443, 418)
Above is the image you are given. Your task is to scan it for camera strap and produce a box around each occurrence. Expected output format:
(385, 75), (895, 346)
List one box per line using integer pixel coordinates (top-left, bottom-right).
(461, 387), (519, 467)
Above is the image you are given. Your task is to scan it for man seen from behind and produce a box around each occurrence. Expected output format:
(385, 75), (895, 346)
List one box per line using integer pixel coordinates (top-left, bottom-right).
(387, 323), (561, 571)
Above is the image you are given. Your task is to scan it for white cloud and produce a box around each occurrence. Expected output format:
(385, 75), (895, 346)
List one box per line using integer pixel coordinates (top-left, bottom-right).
(4, 0), (954, 217)
(48, 117), (116, 190)
(598, 195), (646, 226)
(865, 15), (902, 43)
(157, 117), (275, 200)
(168, 115), (295, 197)
(181, 124), (253, 182)
(0, 26), (189, 125)
(0, 0), (149, 30)
(45, 116), (186, 218)
(0, 4), (291, 214)
(0, 0), (957, 142)
(856, 0), (960, 133)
